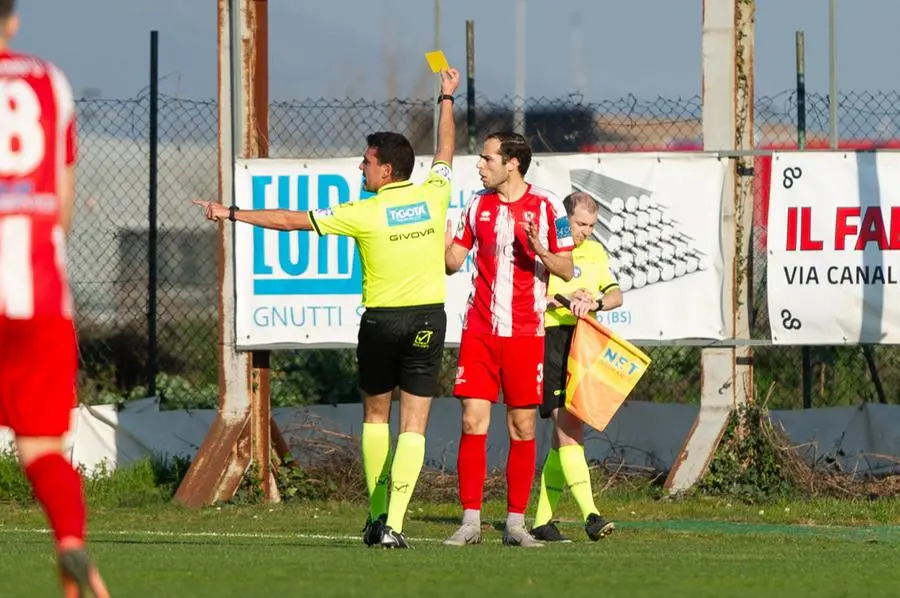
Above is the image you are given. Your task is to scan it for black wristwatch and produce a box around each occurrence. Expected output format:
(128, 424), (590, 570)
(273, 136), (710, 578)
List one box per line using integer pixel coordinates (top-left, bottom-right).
(595, 298), (604, 311)
(437, 94), (455, 104)
(228, 205), (239, 222)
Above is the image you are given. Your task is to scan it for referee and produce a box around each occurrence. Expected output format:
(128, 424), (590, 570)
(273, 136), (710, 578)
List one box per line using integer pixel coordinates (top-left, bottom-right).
(194, 67), (461, 549)
(530, 191), (623, 543)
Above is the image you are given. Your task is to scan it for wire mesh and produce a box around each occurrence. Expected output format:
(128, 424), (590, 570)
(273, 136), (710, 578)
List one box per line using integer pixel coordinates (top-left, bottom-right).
(69, 90), (900, 408)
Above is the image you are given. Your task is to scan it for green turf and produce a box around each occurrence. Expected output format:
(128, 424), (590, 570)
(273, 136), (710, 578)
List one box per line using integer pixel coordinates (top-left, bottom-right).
(1, 499), (898, 597)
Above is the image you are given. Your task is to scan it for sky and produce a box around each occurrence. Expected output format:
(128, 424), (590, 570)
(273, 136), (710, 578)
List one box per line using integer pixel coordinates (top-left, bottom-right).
(11, 0), (900, 102)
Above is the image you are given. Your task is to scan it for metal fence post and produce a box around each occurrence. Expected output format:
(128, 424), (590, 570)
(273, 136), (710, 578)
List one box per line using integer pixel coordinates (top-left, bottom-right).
(796, 30), (813, 410)
(828, 0), (838, 148)
(466, 20), (476, 154)
(148, 30), (159, 400)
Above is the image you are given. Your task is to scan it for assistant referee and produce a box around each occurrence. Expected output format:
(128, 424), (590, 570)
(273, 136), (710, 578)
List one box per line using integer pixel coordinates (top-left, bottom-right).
(529, 191), (623, 543)
(194, 66), (461, 549)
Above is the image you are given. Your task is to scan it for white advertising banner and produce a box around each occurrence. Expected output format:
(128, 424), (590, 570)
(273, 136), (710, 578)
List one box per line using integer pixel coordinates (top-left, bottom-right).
(767, 151), (900, 344)
(233, 153), (727, 349)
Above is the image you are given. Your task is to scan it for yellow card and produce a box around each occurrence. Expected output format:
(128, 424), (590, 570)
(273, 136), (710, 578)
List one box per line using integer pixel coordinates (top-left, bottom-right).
(425, 50), (449, 73)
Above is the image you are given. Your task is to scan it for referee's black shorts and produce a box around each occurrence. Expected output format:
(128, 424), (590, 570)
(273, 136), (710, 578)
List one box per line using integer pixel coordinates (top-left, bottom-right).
(356, 303), (447, 397)
(539, 324), (576, 419)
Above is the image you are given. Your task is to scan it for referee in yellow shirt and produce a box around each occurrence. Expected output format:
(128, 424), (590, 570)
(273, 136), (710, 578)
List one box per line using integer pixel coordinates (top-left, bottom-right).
(529, 191), (623, 543)
(194, 67), (461, 549)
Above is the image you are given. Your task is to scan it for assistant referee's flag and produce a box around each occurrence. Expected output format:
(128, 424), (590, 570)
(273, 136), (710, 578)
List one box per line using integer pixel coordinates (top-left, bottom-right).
(564, 315), (651, 432)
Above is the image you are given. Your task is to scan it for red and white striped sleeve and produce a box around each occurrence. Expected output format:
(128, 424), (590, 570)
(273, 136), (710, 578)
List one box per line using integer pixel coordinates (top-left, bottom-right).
(545, 191), (574, 253)
(47, 62), (77, 166)
(453, 193), (481, 250)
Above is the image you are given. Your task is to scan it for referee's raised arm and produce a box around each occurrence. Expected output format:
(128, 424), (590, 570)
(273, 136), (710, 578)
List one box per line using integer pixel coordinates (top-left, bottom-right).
(433, 68), (460, 167)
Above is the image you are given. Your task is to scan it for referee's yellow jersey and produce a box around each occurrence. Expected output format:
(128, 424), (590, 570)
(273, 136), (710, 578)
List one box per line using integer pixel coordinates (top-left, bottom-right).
(308, 161), (452, 308)
(545, 239), (619, 327)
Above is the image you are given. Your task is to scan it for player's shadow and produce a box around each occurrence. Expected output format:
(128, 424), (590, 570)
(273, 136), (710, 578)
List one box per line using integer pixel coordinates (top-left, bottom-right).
(85, 537), (356, 549)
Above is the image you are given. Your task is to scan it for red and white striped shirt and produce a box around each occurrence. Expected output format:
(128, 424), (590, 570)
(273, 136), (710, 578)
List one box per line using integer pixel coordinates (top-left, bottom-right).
(0, 51), (76, 320)
(454, 185), (574, 337)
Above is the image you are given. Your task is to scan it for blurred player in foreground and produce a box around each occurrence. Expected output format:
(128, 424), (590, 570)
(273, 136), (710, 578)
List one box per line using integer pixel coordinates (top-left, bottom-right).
(0, 1), (110, 595)
(195, 68), (461, 549)
(443, 132), (574, 547)
(530, 191), (622, 542)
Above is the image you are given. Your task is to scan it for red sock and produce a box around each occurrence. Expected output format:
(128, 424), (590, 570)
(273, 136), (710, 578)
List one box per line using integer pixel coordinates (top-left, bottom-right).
(507, 439), (536, 514)
(25, 454), (86, 545)
(457, 433), (487, 511)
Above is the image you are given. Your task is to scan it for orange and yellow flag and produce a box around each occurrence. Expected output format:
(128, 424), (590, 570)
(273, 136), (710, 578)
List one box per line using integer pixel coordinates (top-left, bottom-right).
(564, 317), (651, 432)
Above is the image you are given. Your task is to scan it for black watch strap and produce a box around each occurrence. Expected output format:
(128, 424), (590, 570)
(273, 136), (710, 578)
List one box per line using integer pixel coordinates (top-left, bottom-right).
(437, 93), (455, 104)
(229, 205), (239, 222)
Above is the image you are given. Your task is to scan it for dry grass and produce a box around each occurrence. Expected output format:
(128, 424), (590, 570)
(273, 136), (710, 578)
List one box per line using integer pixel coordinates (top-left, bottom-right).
(737, 383), (900, 500)
(279, 418), (517, 503)
(277, 414), (666, 503)
(275, 402), (900, 505)
(767, 416), (900, 499)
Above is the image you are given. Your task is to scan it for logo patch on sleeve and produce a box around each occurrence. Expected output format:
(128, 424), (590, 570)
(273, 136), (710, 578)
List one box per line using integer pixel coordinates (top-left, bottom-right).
(554, 216), (572, 240)
(431, 163), (452, 181)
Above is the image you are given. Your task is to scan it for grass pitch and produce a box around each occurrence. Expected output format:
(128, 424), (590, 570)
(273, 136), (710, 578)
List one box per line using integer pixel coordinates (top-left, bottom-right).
(1, 497), (898, 597)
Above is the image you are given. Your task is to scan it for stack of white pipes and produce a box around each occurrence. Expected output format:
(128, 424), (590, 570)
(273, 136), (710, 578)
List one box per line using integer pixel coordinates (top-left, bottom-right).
(569, 169), (709, 292)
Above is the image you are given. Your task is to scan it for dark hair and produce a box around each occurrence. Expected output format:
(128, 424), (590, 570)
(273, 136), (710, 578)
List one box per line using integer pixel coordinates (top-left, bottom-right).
(485, 131), (532, 176)
(0, 0), (14, 20)
(365, 132), (415, 181)
(563, 192), (598, 216)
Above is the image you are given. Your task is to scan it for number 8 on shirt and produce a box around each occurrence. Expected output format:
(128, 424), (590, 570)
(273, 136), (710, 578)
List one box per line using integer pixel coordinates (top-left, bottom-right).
(0, 50), (78, 437)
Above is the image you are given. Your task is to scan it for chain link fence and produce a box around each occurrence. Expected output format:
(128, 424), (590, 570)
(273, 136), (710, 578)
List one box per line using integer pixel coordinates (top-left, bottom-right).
(70, 90), (900, 410)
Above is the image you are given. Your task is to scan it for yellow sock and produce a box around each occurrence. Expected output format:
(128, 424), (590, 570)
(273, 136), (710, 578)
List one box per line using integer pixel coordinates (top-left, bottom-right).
(559, 444), (598, 521)
(361, 422), (391, 519)
(533, 449), (564, 527)
(385, 432), (426, 533)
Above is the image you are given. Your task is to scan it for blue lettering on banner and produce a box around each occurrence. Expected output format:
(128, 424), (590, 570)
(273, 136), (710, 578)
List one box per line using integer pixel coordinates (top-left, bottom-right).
(603, 346), (641, 376)
(387, 201), (430, 227)
(596, 310), (631, 325)
(554, 216), (572, 240)
(450, 190), (469, 209)
(359, 174), (376, 200)
(251, 173), (363, 295)
(253, 305), (343, 327)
